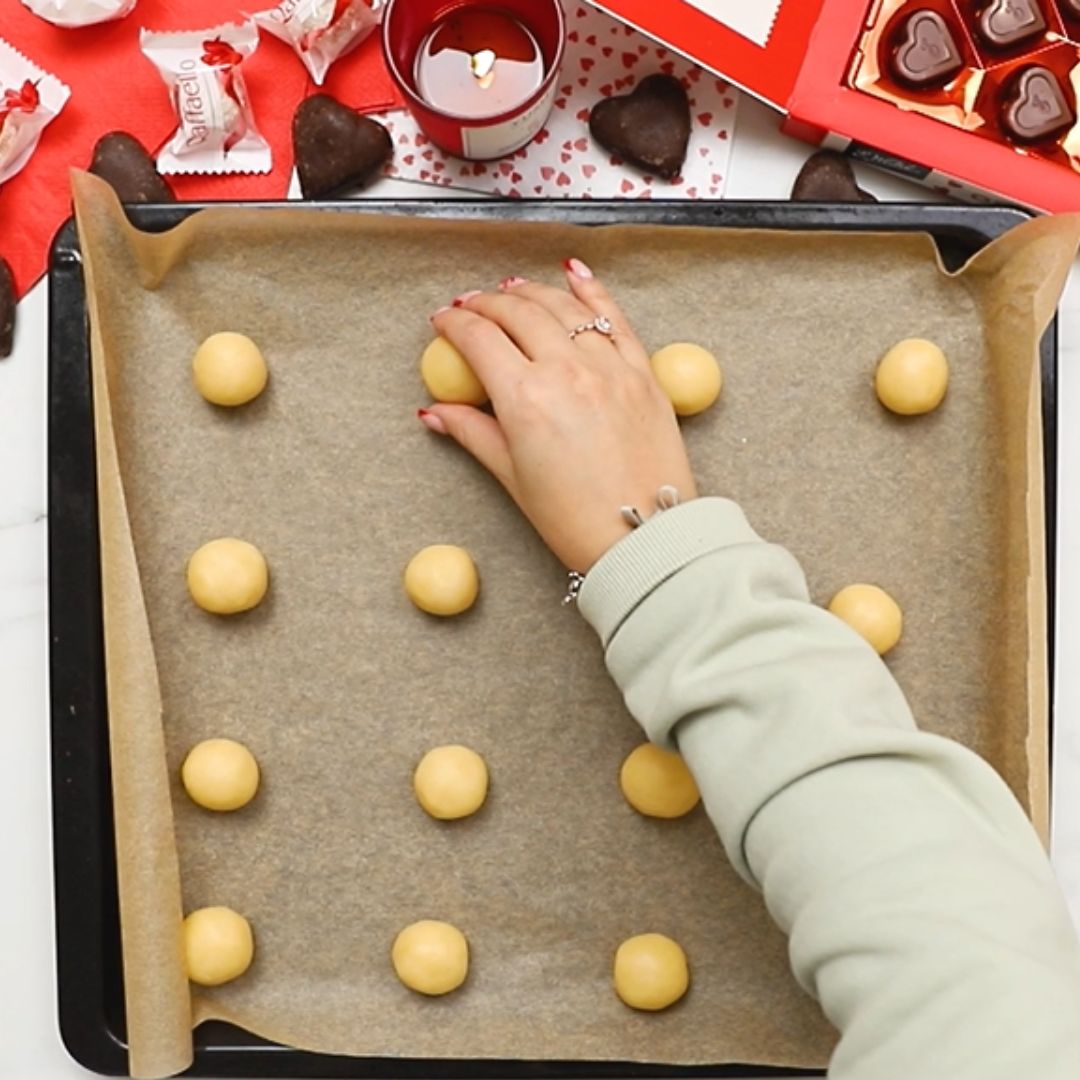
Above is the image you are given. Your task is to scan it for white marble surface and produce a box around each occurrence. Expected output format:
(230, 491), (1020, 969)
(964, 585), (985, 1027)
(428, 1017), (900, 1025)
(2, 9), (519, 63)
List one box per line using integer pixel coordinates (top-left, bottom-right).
(2, 96), (1079, 1079)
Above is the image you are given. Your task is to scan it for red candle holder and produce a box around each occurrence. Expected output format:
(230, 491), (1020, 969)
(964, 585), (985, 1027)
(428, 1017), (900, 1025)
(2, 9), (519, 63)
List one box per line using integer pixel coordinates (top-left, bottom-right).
(382, 0), (566, 160)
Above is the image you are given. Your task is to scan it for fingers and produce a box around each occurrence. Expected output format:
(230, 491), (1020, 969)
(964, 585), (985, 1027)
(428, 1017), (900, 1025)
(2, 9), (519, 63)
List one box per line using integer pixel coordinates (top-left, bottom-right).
(461, 289), (576, 362)
(431, 306), (528, 402)
(419, 405), (517, 497)
(562, 258), (653, 373)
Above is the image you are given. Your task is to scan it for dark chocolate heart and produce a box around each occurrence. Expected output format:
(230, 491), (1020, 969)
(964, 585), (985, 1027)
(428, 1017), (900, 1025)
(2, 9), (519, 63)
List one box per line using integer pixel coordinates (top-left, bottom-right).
(588, 74), (690, 180)
(293, 94), (393, 199)
(792, 151), (877, 203)
(1002, 66), (1073, 142)
(977, 0), (1046, 49)
(1062, 0), (1080, 18)
(89, 132), (176, 204)
(891, 10), (963, 88)
(0, 258), (15, 360)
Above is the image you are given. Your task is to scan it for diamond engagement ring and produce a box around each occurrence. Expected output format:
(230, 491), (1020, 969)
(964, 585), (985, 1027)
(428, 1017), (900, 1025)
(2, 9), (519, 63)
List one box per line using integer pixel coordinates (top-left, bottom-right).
(569, 315), (615, 341)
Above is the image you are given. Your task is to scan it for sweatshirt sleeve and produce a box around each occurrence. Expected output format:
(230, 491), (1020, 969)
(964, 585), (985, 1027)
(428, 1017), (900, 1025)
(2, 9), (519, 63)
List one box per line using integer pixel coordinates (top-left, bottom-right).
(578, 497), (1080, 1080)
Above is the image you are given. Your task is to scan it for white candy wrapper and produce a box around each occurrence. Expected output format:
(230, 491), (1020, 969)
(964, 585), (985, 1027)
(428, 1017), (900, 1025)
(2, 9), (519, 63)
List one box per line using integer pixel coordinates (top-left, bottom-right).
(20, 0), (137, 29)
(0, 38), (71, 186)
(141, 21), (271, 176)
(253, 0), (381, 85)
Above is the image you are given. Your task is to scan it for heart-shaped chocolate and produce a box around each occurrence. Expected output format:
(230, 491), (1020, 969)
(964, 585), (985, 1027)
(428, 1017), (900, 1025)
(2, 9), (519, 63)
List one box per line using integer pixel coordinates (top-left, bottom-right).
(791, 150), (877, 203)
(977, 0), (1046, 49)
(0, 258), (14, 359)
(1002, 66), (1074, 142)
(588, 74), (690, 180)
(1062, 0), (1080, 18)
(89, 132), (176, 204)
(293, 94), (393, 199)
(890, 10), (963, 88)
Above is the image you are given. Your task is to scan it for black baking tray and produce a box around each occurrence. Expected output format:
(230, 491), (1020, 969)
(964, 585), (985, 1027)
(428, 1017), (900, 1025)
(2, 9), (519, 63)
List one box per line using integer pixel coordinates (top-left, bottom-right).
(48, 200), (1057, 1078)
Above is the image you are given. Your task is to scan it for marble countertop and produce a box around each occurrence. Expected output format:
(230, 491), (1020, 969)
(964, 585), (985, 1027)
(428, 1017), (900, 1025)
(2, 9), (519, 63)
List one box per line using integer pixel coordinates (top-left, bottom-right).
(3, 97), (1078, 1080)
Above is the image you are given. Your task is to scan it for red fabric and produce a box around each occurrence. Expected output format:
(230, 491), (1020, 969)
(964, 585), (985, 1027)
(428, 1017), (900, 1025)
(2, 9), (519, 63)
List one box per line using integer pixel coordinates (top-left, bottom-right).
(0, 0), (405, 297)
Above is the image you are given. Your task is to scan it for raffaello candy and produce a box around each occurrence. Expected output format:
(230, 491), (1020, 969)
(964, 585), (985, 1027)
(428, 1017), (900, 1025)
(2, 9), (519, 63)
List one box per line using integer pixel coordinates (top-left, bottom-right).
(141, 21), (271, 175)
(253, 0), (382, 85)
(20, 0), (137, 29)
(0, 37), (70, 186)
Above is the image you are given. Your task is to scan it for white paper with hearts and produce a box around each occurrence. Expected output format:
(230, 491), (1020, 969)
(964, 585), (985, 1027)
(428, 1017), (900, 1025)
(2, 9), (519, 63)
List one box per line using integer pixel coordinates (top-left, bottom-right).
(372, 1), (737, 200)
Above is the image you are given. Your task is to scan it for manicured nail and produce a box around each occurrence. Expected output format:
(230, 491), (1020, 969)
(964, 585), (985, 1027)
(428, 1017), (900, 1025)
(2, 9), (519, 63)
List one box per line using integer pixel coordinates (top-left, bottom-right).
(430, 305), (451, 321)
(417, 408), (448, 435)
(499, 276), (527, 289)
(452, 290), (482, 307)
(564, 258), (593, 280)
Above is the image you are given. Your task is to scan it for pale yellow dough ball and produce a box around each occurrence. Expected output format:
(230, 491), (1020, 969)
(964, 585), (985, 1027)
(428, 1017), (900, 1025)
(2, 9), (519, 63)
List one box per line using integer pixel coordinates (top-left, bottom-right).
(620, 744), (700, 819)
(404, 544), (479, 616)
(181, 738), (260, 811)
(392, 920), (469, 996)
(650, 342), (723, 417)
(421, 336), (487, 406)
(183, 906), (254, 987)
(875, 338), (949, 416)
(614, 933), (690, 1011)
(187, 538), (269, 615)
(414, 745), (488, 820)
(192, 332), (268, 407)
(828, 583), (903, 656)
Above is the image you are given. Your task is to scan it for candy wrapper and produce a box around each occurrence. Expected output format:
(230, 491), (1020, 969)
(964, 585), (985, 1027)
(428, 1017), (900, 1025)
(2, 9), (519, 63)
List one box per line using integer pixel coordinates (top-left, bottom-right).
(141, 21), (271, 175)
(20, 0), (137, 29)
(0, 37), (71, 186)
(253, 0), (382, 85)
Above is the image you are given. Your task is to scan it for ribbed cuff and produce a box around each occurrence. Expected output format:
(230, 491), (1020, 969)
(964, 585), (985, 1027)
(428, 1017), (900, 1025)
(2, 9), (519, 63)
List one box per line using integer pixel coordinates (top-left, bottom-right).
(577, 497), (762, 647)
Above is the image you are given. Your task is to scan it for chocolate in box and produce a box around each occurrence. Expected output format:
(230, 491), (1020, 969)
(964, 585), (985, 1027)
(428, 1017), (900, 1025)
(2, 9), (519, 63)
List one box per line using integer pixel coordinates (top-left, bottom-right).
(585, 0), (1080, 211)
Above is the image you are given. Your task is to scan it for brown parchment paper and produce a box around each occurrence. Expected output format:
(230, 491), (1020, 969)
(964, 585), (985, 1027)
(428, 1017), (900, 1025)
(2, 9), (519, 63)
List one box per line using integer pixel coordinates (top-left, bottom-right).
(71, 171), (1080, 1079)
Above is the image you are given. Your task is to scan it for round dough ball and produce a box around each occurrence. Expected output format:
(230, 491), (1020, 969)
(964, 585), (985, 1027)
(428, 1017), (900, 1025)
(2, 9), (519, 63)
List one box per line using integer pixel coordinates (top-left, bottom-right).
(828, 583), (903, 656)
(392, 920), (469, 996)
(875, 338), (949, 416)
(614, 933), (690, 1011)
(404, 544), (479, 617)
(183, 906), (254, 987)
(192, 332), (268, 407)
(187, 538), (268, 615)
(650, 343), (723, 417)
(414, 745), (488, 820)
(620, 744), (700, 819)
(421, 336), (487, 406)
(181, 738), (260, 811)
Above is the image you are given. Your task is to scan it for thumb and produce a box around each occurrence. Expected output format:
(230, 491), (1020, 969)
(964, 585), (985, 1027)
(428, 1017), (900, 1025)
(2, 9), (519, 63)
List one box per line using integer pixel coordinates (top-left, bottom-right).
(419, 404), (516, 496)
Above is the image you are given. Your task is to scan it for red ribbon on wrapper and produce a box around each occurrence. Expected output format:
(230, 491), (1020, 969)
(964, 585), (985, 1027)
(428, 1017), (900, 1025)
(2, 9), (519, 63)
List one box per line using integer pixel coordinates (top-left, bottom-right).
(141, 20), (271, 175)
(0, 37), (70, 186)
(253, 0), (383, 85)
(20, 0), (137, 29)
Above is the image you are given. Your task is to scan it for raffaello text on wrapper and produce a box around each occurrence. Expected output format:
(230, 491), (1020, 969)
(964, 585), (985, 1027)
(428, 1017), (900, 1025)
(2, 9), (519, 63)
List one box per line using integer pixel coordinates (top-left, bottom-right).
(20, 0), (137, 29)
(0, 38), (70, 186)
(141, 21), (271, 176)
(253, 0), (382, 85)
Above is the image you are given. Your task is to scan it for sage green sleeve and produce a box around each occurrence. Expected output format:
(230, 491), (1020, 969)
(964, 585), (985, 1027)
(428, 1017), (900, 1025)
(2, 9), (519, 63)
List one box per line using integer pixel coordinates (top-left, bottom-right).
(578, 497), (1080, 1080)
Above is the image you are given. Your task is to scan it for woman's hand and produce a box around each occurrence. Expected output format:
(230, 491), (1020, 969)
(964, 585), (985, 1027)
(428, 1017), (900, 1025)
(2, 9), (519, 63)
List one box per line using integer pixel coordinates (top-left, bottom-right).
(420, 259), (697, 572)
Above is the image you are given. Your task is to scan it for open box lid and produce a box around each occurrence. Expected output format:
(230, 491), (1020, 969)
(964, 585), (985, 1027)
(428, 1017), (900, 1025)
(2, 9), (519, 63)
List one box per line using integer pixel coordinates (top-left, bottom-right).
(586, 0), (830, 108)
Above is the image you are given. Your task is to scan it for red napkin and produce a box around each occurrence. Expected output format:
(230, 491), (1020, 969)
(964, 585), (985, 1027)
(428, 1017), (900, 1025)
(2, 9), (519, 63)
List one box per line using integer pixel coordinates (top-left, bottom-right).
(0, 0), (405, 298)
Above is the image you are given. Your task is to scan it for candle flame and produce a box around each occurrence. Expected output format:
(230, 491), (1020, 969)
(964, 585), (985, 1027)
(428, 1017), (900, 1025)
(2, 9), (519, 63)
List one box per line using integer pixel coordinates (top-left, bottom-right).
(470, 48), (497, 88)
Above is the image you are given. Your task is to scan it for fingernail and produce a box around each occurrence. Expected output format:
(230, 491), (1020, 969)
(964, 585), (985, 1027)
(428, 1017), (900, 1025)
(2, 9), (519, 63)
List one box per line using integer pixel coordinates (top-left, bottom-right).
(430, 305), (451, 321)
(417, 408), (448, 435)
(564, 258), (593, 280)
(499, 276), (527, 289)
(452, 290), (482, 308)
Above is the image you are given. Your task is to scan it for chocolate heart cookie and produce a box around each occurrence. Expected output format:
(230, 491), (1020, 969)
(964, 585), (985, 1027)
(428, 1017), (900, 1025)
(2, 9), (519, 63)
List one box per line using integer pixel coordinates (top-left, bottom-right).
(1001, 66), (1074, 143)
(89, 132), (176, 204)
(293, 94), (393, 199)
(890, 10), (963, 88)
(976, 0), (1046, 49)
(588, 74), (691, 180)
(792, 151), (877, 202)
(0, 258), (15, 360)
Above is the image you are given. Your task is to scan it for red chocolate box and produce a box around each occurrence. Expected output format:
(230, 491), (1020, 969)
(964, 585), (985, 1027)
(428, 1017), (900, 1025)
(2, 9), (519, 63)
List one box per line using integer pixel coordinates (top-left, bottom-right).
(586, 0), (1080, 211)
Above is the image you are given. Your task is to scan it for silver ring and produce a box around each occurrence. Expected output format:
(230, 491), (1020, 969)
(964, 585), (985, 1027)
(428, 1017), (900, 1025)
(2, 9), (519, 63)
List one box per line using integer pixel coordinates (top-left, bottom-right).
(569, 315), (614, 341)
